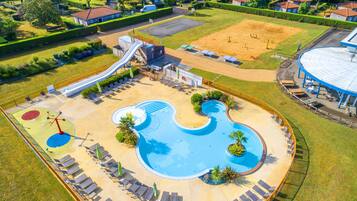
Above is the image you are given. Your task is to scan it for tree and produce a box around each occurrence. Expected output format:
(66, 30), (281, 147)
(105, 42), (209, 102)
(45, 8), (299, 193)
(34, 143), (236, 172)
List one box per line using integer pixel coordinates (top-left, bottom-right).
(210, 166), (222, 181)
(0, 17), (19, 40)
(22, 0), (61, 26)
(221, 166), (239, 183)
(229, 131), (247, 145)
(298, 2), (310, 14)
(118, 113), (135, 132)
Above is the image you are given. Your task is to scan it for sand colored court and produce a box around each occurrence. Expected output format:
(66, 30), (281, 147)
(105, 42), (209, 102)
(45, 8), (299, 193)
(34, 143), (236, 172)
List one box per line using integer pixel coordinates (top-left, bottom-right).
(9, 76), (293, 201)
(191, 20), (302, 61)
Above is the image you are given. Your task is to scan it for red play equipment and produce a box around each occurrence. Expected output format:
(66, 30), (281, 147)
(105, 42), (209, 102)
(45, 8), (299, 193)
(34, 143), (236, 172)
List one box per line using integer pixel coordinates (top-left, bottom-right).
(47, 111), (66, 135)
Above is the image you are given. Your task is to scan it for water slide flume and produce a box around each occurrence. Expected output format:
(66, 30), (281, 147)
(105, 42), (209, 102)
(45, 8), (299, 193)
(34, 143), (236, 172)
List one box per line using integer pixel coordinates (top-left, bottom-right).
(59, 40), (143, 97)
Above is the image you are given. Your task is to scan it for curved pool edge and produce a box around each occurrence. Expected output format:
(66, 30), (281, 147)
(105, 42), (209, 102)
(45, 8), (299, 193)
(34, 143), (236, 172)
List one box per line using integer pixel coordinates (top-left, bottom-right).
(224, 102), (267, 176)
(129, 99), (266, 179)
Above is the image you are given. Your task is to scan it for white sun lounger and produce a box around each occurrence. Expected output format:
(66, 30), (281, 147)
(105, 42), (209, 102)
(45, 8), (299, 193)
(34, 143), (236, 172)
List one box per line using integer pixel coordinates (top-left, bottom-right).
(78, 178), (93, 189)
(64, 164), (80, 175)
(258, 180), (275, 192)
(60, 158), (76, 168)
(54, 155), (72, 164)
(73, 174), (88, 184)
(83, 183), (97, 195)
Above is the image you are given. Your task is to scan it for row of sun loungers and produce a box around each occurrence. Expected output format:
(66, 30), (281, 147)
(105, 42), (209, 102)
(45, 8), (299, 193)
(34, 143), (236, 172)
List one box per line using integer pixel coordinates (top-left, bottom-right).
(234, 180), (275, 201)
(55, 154), (99, 199)
(272, 114), (296, 156)
(160, 191), (182, 201)
(88, 77), (140, 103)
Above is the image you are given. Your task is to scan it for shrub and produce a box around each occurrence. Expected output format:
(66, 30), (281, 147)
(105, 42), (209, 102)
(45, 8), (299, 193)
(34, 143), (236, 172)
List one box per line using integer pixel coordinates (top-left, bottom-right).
(207, 90), (223, 100)
(116, 131), (125, 142)
(97, 7), (173, 32)
(81, 67), (139, 98)
(225, 96), (236, 109)
(0, 26), (98, 56)
(193, 102), (201, 113)
(228, 143), (245, 156)
(205, 2), (357, 29)
(221, 166), (239, 183)
(191, 93), (203, 104)
(210, 166), (222, 181)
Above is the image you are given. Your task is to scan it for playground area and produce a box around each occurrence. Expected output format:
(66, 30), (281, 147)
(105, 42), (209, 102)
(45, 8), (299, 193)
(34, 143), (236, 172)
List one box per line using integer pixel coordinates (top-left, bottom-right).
(7, 76), (292, 201)
(191, 20), (301, 61)
(12, 108), (77, 157)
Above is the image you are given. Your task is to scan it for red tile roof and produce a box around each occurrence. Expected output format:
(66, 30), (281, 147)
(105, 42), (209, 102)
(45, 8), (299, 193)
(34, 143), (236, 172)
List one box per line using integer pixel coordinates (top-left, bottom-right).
(279, 2), (299, 9)
(338, 2), (357, 9)
(233, 0), (250, 3)
(72, 7), (121, 20)
(332, 8), (357, 17)
(293, 0), (312, 2)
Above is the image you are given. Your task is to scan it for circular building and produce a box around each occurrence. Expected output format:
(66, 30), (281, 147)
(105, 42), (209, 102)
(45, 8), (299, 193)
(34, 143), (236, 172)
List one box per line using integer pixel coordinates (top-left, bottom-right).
(297, 28), (357, 108)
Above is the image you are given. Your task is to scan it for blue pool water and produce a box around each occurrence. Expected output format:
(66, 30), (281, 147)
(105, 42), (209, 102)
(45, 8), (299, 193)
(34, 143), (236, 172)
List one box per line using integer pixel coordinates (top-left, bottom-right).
(47, 133), (71, 148)
(135, 100), (264, 179)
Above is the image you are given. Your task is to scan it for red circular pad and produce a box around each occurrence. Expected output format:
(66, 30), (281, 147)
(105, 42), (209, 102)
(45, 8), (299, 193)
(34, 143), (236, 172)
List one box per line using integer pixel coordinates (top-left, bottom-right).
(21, 110), (40, 121)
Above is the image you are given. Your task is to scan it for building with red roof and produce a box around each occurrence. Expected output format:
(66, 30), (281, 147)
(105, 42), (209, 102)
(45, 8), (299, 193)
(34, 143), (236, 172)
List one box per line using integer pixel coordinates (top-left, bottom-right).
(275, 1), (299, 13)
(72, 7), (121, 26)
(338, 2), (357, 11)
(330, 8), (357, 22)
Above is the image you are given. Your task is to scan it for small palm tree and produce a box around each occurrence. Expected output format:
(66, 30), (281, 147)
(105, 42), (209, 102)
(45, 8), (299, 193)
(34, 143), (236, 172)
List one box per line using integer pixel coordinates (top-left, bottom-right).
(229, 131), (247, 145)
(118, 113), (135, 131)
(210, 166), (221, 181)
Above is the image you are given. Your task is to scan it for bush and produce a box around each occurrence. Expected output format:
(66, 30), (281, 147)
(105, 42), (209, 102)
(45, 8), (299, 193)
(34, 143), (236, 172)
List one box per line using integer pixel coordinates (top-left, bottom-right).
(97, 7), (173, 32)
(81, 67), (140, 98)
(207, 90), (223, 100)
(193, 102), (201, 113)
(221, 166), (239, 183)
(0, 26), (98, 56)
(191, 93), (203, 104)
(205, 2), (357, 29)
(225, 96), (236, 109)
(228, 143), (245, 156)
(116, 131), (125, 142)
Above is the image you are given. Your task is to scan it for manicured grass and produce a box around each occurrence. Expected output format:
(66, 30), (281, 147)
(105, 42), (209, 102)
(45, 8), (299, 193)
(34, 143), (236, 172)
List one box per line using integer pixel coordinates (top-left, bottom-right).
(135, 8), (329, 70)
(0, 39), (89, 66)
(0, 51), (118, 108)
(0, 113), (74, 201)
(191, 68), (357, 201)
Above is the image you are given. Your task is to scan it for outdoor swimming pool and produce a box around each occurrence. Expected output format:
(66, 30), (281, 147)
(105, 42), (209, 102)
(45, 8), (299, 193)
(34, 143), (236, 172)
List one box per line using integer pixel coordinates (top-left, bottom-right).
(134, 100), (265, 179)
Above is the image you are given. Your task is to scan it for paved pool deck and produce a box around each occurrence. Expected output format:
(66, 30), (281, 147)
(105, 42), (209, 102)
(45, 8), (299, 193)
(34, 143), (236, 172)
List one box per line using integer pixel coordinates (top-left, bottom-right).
(11, 76), (292, 201)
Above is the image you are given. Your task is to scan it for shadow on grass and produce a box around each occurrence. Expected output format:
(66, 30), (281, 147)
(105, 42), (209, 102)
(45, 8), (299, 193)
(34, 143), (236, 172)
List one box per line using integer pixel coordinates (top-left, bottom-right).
(273, 120), (309, 201)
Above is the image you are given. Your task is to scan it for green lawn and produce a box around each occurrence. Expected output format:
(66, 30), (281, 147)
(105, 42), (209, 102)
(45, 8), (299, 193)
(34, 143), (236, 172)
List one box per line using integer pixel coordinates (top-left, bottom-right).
(191, 68), (357, 201)
(0, 113), (74, 201)
(0, 51), (118, 108)
(135, 8), (329, 70)
(0, 39), (90, 66)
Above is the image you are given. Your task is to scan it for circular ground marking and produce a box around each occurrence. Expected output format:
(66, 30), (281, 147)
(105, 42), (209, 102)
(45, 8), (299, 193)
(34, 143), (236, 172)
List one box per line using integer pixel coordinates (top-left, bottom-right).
(46, 133), (71, 148)
(21, 110), (40, 121)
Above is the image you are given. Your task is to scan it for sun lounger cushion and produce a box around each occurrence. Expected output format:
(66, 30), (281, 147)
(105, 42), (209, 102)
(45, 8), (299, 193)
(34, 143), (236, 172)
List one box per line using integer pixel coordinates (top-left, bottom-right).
(83, 183), (97, 194)
(160, 191), (170, 201)
(246, 190), (262, 201)
(55, 155), (72, 164)
(239, 194), (251, 201)
(74, 174), (88, 184)
(258, 180), (275, 192)
(253, 185), (270, 198)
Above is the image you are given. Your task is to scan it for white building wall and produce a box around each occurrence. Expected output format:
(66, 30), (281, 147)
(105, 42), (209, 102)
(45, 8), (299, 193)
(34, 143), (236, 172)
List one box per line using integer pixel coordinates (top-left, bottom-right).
(330, 13), (347, 21)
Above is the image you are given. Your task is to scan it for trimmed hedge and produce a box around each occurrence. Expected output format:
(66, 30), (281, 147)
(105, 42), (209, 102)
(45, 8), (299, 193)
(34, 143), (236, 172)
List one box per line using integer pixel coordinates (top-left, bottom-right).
(81, 67), (140, 98)
(0, 8), (173, 56)
(96, 7), (173, 32)
(205, 2), (357, 29)
(0, 26), (98, 56)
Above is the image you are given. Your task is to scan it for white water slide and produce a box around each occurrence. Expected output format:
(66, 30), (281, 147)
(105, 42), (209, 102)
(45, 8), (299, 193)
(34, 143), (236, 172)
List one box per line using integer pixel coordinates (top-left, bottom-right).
(59, 40), (143, 97)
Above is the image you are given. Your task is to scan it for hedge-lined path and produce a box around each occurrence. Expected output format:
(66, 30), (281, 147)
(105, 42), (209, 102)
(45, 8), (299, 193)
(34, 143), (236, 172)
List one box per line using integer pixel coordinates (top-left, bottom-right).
(166, 48), (277, 82)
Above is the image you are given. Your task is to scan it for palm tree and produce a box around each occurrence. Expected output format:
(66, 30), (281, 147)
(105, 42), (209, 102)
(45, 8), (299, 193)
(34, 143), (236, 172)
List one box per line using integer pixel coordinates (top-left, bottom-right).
(118, 113), (135, 131)
(210, 166), (221, 181)
(229, 131), (247, 146)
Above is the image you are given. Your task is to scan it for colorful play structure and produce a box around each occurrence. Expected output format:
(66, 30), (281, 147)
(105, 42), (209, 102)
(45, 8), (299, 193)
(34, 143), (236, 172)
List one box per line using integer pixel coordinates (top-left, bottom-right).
(297, 28), (357, 108)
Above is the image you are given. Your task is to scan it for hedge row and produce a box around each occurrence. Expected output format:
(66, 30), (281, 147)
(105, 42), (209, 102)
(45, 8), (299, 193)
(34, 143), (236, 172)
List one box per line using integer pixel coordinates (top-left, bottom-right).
(81, 67), (140, 98)
(0, 8), (173, 56)
(0, 26), (97, 56)
(205, 2), (357, 29)
(96, 7), (173, 32)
